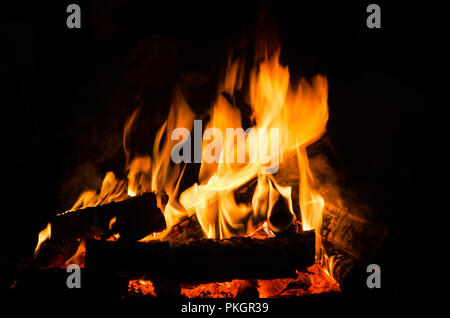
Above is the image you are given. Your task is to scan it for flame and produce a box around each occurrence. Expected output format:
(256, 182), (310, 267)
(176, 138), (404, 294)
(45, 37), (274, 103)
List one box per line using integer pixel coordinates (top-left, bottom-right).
(166, 49), (328, 240)
(127, 156), (151, 197)
(70, 172), (128, 211)
(34, 222), (51, 256)
(65, 239), (86, 267)
(109, 216), (116, 230)
(129, 47), (329, 244)
(151, 94), (195, 208)
(128, 47), (332, 295)
(297, 147), (325, 232)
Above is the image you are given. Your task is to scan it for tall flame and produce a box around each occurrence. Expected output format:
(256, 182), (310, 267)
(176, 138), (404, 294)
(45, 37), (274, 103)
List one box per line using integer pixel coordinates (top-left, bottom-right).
(164, 49), (329, 239)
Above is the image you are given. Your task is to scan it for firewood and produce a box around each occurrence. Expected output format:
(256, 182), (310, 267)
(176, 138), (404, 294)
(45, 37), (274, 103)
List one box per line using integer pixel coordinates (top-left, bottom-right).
(318, 203), (389, 292)
(321, 202), (389, 262)
(50, 192), (166, 243)
(85, 230), (315, 290)
(318, 240), (357, 285)
(164, 213), (205, 242)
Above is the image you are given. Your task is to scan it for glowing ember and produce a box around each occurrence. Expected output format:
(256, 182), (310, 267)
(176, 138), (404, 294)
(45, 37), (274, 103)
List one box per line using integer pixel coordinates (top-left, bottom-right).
(181, 280), (255, 298)
(128, 279), (156, 297)
(257, 264), (339, 298)
(129, 264), (338, 298)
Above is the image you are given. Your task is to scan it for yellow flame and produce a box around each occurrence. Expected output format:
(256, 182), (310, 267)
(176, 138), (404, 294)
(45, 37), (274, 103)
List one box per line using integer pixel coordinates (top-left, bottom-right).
(152, 94), (195, 195)
(34, 223), (51, 256)
(127, 156), (151, 197)
(173, 49), (328, 238)
(70, 172), (128, 211)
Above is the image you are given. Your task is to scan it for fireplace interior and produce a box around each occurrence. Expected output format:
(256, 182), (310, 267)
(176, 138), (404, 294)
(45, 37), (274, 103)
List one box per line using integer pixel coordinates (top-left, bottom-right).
(1, 1), (447, 308)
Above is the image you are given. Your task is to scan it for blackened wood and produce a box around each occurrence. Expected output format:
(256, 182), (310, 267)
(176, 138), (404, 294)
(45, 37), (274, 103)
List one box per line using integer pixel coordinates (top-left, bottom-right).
(321, 203), (389, 262)
(85, 230), (315, 285)
(9, 267), (86, 298)
(51, 192), (166, 243)
(164, 214), (205, 242)
(319, 203), (388, 292)
(9, 267), (129, 299)
(233, 176), (296, 235)
(319, 240), (357, 285)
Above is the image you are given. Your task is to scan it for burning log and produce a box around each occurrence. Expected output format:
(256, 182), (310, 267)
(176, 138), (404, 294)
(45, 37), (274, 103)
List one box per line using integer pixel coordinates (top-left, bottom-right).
(50, 192), (166, 243)
(164, 213), (205, 242)
(85, 230), (315, 295)
(319, 203), (389, 292)
(318, 239), (357, 285)
(233, 176), (296, 235)
(321, 203), (388, 262)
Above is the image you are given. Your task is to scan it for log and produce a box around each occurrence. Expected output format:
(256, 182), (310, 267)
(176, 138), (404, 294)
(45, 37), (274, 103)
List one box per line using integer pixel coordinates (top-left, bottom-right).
(233, 176), (296, 235)
(318, 240), (357, 285)
(318, 202), (389, 293)
(163, 213), (205, 243)
(321, 202), (389, 262)
(50, 192), (166, 243)
(9, 266), (131, 299)
(85, 230), (315, 290)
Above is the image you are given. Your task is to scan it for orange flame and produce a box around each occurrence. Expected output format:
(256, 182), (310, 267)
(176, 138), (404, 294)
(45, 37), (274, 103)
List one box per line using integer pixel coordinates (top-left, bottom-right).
(34, 222), (51, 256)
(166, 49), (329, 240)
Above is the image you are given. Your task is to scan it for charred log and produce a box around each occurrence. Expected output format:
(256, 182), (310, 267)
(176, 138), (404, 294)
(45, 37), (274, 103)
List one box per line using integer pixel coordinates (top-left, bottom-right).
(85, 230), (315, 292)
(319, 240), (357, 285)
(164, 213), (205, 242)
(50, 192), (165, 243)
(319, 203), (389, 293)
(321, 203), (389, 262)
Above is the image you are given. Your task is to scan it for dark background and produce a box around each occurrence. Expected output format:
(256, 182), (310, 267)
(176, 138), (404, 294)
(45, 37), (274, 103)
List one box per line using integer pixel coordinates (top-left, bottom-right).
(0, 0), (447, 302)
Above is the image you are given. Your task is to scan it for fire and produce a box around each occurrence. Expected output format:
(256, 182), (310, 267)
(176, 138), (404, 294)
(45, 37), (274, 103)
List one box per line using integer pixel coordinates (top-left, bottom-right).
(34, 222), (51, 256)
(38, 47), (328, 243)
(181, 280), (255, 298)
(126, 156), (151, 197)
(70, 171), (128, 210)
(64, 239), (86, 266)
(131, 264), (339, 298)
(36, 40), (339, 297)
(128, 279), (156, 297)
(154, 50), (329, 241)
(35, 171), (128, 261)
(256, 264), (339, 298)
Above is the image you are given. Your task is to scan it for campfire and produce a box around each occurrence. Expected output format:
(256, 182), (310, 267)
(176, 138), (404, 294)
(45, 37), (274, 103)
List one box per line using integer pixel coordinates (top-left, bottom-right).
(31, 40), (388, 299)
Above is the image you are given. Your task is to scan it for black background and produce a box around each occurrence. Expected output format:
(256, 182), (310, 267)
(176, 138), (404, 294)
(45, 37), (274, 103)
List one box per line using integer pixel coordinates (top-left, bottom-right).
(0, 0), (447, 304)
